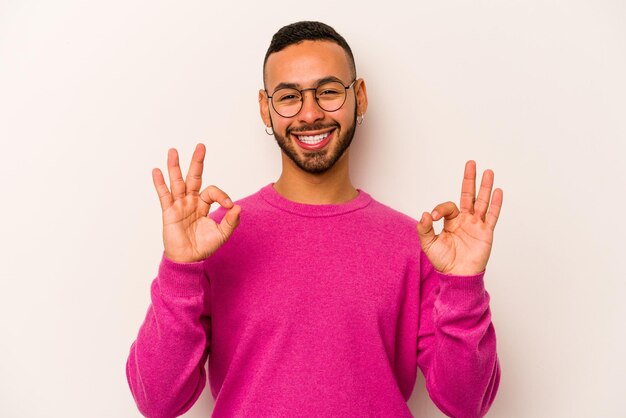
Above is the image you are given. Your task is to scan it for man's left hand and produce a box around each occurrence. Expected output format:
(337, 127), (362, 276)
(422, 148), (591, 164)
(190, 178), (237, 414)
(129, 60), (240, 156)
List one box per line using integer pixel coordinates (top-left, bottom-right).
(417, 160), (503, 276)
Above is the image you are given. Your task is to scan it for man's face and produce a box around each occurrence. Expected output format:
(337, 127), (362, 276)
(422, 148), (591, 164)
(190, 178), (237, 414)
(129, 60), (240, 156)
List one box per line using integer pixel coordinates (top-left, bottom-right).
(260, 40), (367, 174)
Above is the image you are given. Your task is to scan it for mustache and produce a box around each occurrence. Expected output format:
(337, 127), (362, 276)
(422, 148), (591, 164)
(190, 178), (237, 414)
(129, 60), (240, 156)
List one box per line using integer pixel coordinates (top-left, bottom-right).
(287, 123), (338, 134)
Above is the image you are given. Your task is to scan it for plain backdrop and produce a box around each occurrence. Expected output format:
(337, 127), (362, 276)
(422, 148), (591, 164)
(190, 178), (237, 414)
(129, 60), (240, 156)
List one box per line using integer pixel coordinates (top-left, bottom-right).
(1, 1), (625, 417)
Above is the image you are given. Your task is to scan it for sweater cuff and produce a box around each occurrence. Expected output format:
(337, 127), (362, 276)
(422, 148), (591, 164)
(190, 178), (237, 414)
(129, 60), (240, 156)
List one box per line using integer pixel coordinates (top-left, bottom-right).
(157, 252), (206, 297)
(435, 270), (488, 311)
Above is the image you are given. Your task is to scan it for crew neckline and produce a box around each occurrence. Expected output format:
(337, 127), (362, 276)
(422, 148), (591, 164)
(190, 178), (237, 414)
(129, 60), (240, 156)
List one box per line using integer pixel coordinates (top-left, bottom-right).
(259, 183), (372, 217)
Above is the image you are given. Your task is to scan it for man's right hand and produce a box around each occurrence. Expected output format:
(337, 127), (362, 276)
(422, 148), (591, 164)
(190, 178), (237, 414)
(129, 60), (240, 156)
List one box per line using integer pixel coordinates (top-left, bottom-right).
(152, 143), (241, 263)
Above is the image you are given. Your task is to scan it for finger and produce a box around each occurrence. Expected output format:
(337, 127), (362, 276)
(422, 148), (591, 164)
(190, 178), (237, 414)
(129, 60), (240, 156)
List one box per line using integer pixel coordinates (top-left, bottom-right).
(431, 201), (460, 221)
(459, 160), (477, 214)
(198, 185), (234, 210)
(416, 211), (437, 249)
(185, 143), (206, 196)
(218, 204), (242, 240)
(486, 188), (503, 230)
(152, 168), (173, 211)
(474, 169), (494, 220)
(167, 148), (186, 200)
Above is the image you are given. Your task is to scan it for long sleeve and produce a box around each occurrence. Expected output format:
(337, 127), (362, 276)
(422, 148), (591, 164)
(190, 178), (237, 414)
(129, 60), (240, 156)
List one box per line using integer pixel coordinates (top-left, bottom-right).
(416, 250), (501, 418)
(126, 253), (212, 418)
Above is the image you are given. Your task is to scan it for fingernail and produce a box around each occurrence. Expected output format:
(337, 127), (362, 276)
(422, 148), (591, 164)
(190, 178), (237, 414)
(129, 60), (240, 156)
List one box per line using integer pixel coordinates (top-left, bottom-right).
(224, 198), (233, 206)
(431, 210), (439, 219)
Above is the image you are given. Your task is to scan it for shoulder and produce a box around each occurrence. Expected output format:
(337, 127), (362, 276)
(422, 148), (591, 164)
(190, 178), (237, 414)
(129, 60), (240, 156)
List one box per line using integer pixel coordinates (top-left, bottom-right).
(363, 193), (418, 227)
(368, 197), (418, 224)
(358, 192), (420, 243)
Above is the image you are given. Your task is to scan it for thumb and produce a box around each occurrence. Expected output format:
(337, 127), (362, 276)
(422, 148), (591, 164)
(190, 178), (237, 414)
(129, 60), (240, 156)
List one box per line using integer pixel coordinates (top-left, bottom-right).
(416, 211), (436, 250)
(218, 204), (241, 240)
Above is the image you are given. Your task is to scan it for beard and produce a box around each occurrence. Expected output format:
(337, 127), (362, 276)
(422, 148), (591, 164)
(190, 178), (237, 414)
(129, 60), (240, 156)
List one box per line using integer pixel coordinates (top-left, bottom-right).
(271, 109), (358, 174)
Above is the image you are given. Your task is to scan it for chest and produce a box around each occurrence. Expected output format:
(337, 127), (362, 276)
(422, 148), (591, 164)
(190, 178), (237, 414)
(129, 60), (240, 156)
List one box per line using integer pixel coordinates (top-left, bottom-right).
(206, 221), (412, 338)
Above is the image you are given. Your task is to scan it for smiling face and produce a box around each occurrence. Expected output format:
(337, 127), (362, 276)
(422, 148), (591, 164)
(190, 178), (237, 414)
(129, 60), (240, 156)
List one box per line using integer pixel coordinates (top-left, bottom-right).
(259, 40), (368, 174)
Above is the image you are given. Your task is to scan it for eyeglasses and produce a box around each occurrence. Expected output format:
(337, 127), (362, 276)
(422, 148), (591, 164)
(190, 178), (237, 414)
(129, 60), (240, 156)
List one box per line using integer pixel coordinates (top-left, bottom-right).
(266, 79), (356, 118)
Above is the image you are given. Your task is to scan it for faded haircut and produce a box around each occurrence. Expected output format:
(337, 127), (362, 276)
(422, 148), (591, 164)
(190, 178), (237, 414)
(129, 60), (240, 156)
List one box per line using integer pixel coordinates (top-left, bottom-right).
(263, 21), (357, 86)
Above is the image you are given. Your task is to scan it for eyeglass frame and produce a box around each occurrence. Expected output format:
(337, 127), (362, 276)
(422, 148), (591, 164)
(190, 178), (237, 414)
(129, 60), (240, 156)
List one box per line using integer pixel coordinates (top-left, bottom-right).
(265, 78), (357, 118)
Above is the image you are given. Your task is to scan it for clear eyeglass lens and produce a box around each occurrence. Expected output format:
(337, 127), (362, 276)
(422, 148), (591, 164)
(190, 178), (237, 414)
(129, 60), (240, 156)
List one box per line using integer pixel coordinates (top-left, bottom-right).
(272, 81), (347, 117)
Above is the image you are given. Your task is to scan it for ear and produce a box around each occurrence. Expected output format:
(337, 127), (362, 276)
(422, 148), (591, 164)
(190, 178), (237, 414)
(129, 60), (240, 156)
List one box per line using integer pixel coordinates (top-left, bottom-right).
(355, 78), (368, 117)
(258, 89), (272, 128)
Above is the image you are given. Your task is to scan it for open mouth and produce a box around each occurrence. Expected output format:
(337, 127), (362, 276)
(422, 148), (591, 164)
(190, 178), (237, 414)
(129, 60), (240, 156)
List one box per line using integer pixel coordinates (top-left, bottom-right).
(291, 128), (335, 150)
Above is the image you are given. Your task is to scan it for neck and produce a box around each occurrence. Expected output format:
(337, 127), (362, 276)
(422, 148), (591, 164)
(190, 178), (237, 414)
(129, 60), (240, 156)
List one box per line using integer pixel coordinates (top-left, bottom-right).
(274, 150), (358, 204)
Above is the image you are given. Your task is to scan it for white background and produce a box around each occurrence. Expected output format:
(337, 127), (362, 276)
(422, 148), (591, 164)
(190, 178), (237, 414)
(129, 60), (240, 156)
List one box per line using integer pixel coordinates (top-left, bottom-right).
(1, 1), (625, 417)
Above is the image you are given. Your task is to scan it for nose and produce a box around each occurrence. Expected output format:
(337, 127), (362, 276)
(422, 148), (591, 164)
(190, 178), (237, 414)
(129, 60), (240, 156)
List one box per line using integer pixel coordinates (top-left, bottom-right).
(297, 90), (325, 124)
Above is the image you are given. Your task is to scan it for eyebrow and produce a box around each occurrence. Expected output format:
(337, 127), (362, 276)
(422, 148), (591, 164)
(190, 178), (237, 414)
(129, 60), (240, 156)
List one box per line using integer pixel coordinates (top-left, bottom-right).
(271, 76), (346, 93)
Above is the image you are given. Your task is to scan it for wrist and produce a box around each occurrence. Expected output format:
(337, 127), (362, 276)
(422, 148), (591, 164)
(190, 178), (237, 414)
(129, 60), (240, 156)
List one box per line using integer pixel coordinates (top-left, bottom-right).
(164, 250), (204, 264)
(439, 267), (486, 277)
(439, 260), (487, 277)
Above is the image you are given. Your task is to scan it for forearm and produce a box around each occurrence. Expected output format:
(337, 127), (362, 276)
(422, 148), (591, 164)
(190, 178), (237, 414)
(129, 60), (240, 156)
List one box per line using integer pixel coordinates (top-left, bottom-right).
(126, 254), (211, 418)
(418, 255), (500, 418)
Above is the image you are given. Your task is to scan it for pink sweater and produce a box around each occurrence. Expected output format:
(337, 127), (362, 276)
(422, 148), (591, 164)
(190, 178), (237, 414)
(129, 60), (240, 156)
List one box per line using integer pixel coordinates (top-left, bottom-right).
(126, 184), (500, 418)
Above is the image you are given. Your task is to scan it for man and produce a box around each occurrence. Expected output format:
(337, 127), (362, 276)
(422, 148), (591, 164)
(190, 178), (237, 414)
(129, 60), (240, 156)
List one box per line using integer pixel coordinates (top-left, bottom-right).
(127, 21), (502, 418)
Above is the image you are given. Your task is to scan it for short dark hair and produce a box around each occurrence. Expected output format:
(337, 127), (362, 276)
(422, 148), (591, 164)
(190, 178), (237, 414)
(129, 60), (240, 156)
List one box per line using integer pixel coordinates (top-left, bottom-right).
(263, 21), (356, 85)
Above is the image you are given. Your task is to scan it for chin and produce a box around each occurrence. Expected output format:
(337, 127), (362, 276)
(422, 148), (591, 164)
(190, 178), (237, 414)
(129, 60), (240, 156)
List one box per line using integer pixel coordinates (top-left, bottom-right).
(275, 120), (357, 175)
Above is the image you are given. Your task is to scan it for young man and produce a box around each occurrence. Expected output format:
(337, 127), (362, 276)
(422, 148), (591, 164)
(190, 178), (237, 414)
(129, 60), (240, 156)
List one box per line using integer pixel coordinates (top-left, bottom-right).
(127, 21), (503, 417)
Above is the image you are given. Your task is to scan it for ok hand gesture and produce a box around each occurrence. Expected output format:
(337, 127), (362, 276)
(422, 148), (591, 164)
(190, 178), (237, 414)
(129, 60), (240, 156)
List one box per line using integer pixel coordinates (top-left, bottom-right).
(417, 161), (503, 276)
(152, 143), (241, 263)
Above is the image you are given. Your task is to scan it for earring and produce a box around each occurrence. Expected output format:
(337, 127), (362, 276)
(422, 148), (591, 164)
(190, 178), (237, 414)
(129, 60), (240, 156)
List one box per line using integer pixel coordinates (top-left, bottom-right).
(357, 113), (365, 125)
(265, 126), (274, 135)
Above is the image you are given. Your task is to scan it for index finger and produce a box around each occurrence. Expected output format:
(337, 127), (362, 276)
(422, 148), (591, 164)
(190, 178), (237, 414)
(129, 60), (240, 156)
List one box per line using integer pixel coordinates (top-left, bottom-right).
(198, 185), (234, 210)
(185, 143), (206, 196)
(460, 160), (476, 214)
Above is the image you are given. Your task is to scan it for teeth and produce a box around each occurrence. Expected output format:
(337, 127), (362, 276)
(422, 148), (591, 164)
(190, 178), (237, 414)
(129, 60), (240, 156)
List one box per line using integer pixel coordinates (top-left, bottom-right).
(297, 132), (330, 144)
